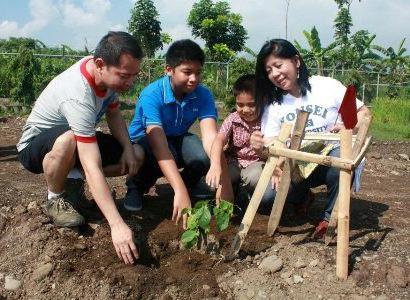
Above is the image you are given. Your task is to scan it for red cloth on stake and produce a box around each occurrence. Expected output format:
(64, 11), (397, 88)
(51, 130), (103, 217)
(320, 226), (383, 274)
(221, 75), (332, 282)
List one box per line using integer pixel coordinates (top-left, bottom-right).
(339, 84), (358, 130)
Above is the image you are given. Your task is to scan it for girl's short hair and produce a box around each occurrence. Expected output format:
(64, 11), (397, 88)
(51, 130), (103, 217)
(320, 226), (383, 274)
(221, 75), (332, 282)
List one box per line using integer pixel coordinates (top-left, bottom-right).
(254, 39), (311, 117)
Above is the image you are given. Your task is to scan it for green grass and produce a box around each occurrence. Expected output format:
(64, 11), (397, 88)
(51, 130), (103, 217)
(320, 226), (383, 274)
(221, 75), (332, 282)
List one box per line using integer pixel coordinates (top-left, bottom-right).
(370, 97), (410, 140)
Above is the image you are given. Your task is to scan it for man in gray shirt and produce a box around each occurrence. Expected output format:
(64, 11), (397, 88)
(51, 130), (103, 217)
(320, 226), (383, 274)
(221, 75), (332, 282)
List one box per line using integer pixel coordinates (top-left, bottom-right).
(17, 31), (143, 265)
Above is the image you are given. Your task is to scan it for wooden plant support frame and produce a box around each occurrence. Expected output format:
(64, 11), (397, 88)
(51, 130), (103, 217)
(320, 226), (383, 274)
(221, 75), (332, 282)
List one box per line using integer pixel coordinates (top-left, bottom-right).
(226, 112), (372, 280)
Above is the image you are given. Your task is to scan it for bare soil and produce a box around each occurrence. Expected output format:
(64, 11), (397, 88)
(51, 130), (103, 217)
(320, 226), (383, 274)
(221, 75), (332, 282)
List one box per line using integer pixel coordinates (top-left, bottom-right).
(0, 116), (409, 299)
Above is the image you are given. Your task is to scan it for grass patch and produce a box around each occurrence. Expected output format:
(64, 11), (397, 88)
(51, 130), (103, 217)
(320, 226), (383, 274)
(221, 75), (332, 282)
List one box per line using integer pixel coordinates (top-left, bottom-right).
(370, 97), (410, 140)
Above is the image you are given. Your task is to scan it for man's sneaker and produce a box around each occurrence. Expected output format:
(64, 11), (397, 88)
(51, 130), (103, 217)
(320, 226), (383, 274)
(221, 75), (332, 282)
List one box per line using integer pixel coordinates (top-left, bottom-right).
(312, 219), (329, 239)
(123, 188), (143, 212)
(46, 193), (85, 227)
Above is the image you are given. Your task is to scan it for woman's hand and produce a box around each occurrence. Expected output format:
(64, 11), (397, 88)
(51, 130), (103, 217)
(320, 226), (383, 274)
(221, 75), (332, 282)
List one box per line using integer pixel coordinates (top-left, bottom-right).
(271, 166), (283, 191)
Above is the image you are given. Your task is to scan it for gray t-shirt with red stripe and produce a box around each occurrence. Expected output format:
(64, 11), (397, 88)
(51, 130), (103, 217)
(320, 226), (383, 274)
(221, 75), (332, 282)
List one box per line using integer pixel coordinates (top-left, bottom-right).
(17, 57), (119, 152)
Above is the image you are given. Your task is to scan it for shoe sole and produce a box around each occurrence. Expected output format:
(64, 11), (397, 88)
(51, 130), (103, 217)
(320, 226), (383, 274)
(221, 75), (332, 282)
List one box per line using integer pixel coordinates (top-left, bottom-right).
(123, 203), (142, 212)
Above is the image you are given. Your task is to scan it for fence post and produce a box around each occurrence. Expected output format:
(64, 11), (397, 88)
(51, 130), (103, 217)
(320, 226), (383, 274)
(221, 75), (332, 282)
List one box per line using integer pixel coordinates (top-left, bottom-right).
(376, 73), (380, 98)
(148, 59), (151, 83)
(226, 62), (230, 89)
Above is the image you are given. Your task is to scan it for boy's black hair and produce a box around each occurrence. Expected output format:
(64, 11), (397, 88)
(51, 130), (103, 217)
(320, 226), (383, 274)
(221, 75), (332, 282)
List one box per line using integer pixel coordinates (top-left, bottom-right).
(166, 39), (205, 67)
(233, 74), (256, 97)
(254, 39), (311, 118)
(94, 31), (144, 67)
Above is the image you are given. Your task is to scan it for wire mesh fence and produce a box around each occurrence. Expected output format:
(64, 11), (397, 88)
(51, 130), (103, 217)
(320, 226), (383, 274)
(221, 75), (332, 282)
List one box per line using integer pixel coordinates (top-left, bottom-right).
(1, 52), (409, 108)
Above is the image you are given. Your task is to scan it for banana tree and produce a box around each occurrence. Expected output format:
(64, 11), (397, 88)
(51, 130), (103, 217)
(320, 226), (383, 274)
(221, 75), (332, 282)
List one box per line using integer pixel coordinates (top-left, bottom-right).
(372, 38), (409, 97)
(295, 26), (336, 75)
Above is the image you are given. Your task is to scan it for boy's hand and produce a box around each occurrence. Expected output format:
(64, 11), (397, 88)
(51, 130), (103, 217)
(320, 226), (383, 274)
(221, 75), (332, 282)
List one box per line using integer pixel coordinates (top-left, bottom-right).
(110, 221), (139, 264)
(327, 123), (345, 133)
(206, 164), (222, 190)
(172, 191), (191, 229)
(271, 166), (283, 191)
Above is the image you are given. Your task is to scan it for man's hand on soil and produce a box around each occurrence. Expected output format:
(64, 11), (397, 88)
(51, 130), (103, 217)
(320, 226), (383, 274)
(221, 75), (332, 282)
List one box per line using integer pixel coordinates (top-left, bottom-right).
(110, 221), (139, 264)
(120, 145), (139, 177)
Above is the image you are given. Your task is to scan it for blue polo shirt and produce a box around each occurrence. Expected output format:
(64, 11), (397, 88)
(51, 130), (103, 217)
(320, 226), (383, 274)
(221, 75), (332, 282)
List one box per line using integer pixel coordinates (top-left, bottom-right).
(128, 75), (218, 141)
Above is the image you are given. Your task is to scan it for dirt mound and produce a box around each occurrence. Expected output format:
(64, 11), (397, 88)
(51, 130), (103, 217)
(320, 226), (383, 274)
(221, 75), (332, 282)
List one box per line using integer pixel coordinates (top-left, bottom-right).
(0, 117), (409, 299)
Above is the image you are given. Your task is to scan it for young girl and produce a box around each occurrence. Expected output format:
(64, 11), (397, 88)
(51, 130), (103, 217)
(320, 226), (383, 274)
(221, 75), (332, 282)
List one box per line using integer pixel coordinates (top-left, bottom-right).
(206, 74), (274, 211)
(251, 39), (371, 237)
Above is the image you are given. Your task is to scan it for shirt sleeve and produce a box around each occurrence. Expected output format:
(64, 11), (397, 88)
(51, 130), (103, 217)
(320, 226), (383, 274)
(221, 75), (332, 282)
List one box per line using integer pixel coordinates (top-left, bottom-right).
(197, 87), (218, 120)
(60, 99), (97, 143)
(261, 104), (281, 138)
(139, 94), (163, 127)
(219, 113), (234, 139)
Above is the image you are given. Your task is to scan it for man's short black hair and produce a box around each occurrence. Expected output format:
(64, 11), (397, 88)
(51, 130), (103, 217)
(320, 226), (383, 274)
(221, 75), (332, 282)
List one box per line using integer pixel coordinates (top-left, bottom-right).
(94, 31), (144, 67)
(233, 74), (256, 97)
(166, 39), (205, 68)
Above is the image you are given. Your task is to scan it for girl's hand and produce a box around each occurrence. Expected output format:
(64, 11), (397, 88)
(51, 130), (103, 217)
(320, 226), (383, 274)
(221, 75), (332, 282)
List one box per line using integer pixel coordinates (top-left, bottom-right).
(206, 164), (222, 190)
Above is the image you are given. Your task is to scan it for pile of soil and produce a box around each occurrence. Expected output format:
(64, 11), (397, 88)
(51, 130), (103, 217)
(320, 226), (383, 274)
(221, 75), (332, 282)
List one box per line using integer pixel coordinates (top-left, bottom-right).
(0, 116), (408, 299)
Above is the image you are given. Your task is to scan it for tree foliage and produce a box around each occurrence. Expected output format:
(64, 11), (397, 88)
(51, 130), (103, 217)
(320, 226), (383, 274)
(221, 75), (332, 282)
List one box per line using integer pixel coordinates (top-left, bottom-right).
(187, 0), (247, 61)
(128, 0), (163, 57)
(9, 46), (41, 106)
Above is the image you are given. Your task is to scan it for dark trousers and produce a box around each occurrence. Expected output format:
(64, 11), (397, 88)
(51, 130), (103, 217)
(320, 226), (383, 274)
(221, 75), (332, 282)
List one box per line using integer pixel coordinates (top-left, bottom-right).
(129, 133), (210, 193)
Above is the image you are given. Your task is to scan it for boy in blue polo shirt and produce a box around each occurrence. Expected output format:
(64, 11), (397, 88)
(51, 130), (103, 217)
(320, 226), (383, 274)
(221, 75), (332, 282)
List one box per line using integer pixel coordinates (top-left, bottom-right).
(126, 39), (232, 228)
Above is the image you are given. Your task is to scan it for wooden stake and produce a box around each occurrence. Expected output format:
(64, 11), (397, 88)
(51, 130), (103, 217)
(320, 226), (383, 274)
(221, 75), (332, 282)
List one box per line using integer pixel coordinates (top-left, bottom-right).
(303, 133), (357, 142)
(268, 147), (353, 171)
(325, 116), (372, 245)
(225, 123), (292, 260)
(336, 129), (353, 280)
(267, 111), (309, 236)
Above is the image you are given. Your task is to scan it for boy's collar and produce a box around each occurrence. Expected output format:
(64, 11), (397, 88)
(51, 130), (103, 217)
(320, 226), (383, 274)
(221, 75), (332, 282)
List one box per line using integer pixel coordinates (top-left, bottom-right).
(162, 75), (197, 104)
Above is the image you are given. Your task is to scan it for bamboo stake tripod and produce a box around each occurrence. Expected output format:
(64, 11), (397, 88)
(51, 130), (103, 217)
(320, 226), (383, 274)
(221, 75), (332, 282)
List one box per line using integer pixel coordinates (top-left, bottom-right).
(226, 110), (372, 280)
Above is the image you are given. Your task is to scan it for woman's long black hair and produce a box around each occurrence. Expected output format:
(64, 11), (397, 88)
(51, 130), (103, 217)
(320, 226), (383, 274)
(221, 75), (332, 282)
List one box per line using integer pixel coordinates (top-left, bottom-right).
(254, 39), (311, 118)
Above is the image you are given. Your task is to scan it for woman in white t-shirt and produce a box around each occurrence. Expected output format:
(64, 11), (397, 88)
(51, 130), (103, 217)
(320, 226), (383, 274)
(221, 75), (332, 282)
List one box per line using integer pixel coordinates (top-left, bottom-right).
(250, 39), (371, 238)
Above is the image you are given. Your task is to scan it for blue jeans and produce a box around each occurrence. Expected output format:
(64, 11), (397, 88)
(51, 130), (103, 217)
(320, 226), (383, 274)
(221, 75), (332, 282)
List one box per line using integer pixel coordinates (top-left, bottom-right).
(279, 147), (341, 221)
(129, 133), (210, 193)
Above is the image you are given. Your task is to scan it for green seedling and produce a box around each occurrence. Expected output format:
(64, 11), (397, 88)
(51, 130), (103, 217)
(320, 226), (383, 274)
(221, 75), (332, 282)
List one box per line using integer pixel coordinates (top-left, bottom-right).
(181, 200), (234, 249)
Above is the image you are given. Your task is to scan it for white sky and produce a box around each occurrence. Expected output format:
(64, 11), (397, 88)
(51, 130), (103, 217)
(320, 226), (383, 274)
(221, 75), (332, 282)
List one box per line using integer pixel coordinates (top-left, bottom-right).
(0, 0), (408, 53)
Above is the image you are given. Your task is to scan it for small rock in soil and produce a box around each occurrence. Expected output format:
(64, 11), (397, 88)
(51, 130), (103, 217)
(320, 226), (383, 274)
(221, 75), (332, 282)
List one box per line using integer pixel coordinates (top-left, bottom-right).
(351, 265), (370, 286)
(280, 270), (292, 279)
(74, 243), (87, 250)
(246, 289), (255, 298)
(257, 289), (268, 298)
(397, 153), (409, 161)
(386, 265), (407, 288)
(27, 201), (38, 210)
(4, 275), (22, 290)
(390, 170), (401, 176)
(293, 275), (304, 284)
(258, 255), (283, 273)
(370, 152), (382, 159)
(202, 284), (210, 290)
(309, 259), (318, 267)
(165, 277), (175, 285)
(32, 263), (53, 282)
(349, 295), (367, 300)
(294, 258), (306, 269)
(14, 204), (27, 215)
(285, 277), (293, 285)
